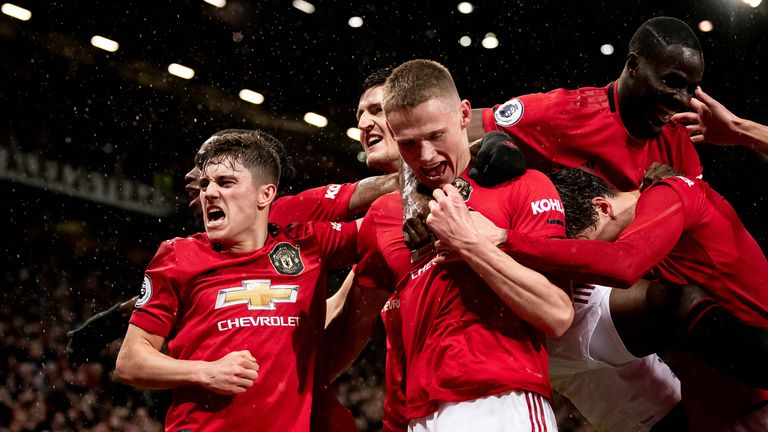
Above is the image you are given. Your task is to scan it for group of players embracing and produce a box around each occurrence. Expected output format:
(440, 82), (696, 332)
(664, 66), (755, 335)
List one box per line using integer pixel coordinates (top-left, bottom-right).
(65, 16), (767, 432)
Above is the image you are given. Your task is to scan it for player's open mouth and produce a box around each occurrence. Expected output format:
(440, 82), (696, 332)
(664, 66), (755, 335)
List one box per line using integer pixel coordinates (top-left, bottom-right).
(366, 134), (383, 148)
(206, 206), (226, 227)
(421, 161), (447, 180)
(655, 105), (676, 124)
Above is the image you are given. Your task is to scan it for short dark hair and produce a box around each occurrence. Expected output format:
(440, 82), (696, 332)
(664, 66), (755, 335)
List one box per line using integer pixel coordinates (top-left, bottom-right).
(382, 59), (459, 112)
(361, 67), (394, 94)
(196, 129), (281, 186)
(629, 16), (702, 60)
(210, 129), (296, 185)
(548, 168), (618, 239)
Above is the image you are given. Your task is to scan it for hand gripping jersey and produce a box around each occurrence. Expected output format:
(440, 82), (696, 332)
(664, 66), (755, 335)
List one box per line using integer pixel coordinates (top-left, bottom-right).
(130, 222), (357, 432)
(270, 182), (358, 227)
(355, 169), (566, 421)
(482, 82), (703, 191)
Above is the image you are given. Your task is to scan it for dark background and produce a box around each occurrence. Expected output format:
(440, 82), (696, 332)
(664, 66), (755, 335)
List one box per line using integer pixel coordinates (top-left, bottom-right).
(1, 0), (766, 430)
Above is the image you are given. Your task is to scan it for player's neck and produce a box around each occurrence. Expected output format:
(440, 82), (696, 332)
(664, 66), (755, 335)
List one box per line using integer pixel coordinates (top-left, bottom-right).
(217, 221), (270, 254)
(455, 143), (471, 180)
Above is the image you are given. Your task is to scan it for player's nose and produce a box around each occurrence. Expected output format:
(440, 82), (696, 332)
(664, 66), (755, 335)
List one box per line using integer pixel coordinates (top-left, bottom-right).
(358, 112), (374, 131)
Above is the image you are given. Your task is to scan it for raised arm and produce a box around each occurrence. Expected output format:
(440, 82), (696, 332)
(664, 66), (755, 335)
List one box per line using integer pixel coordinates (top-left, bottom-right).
(347, 173), (399, 218)
(427, 184), (573, 337)
(672, 87), (768, 155)
(116, 324), (259, 394)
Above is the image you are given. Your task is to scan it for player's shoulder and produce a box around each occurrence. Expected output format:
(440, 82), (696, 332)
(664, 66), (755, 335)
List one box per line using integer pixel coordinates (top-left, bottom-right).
(158, 232), (209, 250)
(504, 85), (608, 124)
(504, 169), (557, 191)
(660, 121), (691, 139)
(655, 175), (700, 189)
(368, 191), (402, 215)
(650, 175), (704, 201)
(275, 222), (319, 241)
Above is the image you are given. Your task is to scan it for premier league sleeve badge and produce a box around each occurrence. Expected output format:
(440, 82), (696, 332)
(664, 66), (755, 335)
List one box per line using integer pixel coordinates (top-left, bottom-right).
(494, 98), (524, 127)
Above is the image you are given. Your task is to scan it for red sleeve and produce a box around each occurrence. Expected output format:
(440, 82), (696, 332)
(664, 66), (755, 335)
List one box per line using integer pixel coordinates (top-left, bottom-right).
(503, 185), (685, 287)
(269, 182), (359, 226)
(353, 210), (396, 293)
(306, 221), (358, 269)
(481, 93), (567, 171)
(506, 170), (566, 239)
(129, 240), (180, 337)
(673, 127), (704, 179)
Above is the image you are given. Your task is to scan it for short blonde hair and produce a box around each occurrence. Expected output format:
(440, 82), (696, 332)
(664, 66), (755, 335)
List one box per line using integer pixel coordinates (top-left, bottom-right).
(382, 59), (459, 112)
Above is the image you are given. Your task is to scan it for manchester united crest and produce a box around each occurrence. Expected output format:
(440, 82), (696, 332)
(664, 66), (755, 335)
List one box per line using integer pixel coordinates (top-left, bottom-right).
(452, 177), (473, 202)
(269, 242), (304, 275)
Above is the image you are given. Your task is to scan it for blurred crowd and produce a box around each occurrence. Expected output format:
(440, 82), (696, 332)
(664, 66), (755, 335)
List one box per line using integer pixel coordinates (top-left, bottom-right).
(1, 229), (590, 431)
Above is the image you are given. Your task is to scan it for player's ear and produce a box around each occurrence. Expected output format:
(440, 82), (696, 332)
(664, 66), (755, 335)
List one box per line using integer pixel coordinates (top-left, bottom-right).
(625, 52), (639, 76)
(591, 196), (612, 218)
(459, 99), (472, 129)
(258, 183), (277, 209)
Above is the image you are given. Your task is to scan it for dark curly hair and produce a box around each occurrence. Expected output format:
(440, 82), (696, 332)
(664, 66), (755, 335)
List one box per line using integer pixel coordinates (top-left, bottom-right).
(548, 168), (618, 239)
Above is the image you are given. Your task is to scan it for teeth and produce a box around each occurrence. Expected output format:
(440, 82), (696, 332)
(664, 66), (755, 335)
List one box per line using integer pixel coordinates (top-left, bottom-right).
(422, 161), (446, 179)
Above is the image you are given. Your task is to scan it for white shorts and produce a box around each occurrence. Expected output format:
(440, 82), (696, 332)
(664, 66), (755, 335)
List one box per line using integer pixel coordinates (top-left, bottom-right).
(548, 284), (681, 432)
(408, 390), (557, 432)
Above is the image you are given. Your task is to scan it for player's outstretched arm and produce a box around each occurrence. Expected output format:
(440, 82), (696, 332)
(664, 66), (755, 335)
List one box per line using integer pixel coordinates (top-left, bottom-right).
(672, 87), (768, 155)
(66, 296), (137, 367)
(116, 324), (259, 394)
(347, 173), (399, 219)
(428, 185), (573, 337)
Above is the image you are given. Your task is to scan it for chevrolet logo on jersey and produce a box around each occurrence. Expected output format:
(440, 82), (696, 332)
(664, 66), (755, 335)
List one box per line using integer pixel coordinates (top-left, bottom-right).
(215, 280), (298, 311)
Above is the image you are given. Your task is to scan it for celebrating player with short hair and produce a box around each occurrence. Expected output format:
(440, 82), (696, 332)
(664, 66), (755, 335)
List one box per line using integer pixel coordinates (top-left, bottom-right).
(115, 130), (359, 431)
(469, 16), (705, 191)
(349, 59), (573, 431)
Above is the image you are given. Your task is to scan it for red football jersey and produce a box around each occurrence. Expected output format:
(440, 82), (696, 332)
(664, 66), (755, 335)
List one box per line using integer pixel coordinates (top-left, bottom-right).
(270, 182), (358, 227)
(129, 222), (357, 432)
(482, 82), (703, 191)
(356, 169), (566, 421)
(271, 183), (360, 432)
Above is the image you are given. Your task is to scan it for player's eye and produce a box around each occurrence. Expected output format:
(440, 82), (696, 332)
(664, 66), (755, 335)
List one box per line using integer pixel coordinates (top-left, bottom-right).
(662, 75), (685, 89)
(427, 132), (444, 142)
